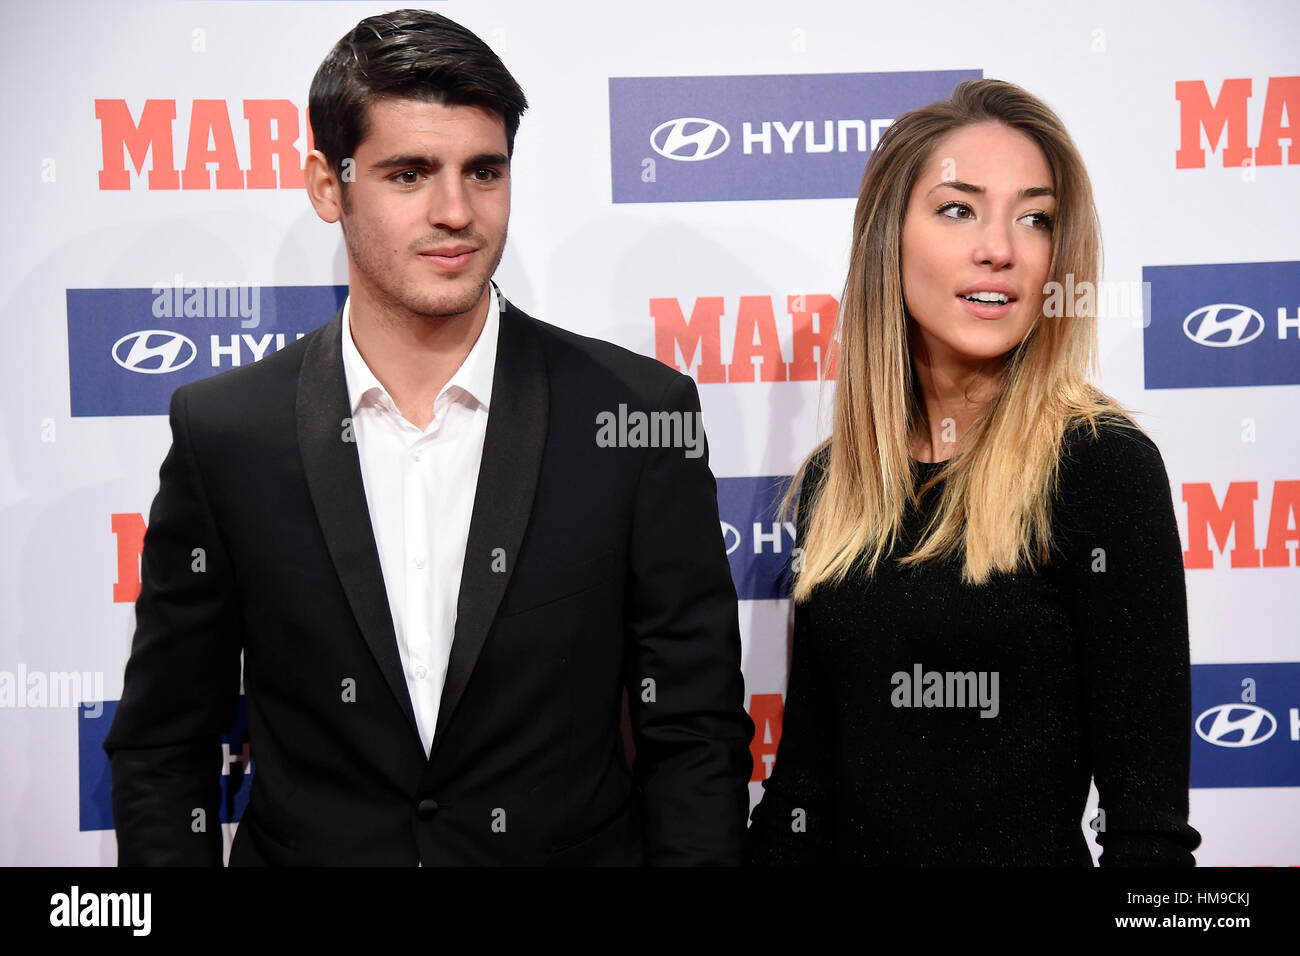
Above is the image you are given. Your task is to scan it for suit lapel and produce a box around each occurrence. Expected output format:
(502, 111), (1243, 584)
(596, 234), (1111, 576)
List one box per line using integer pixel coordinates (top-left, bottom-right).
(296, 306), (422, 745)
(429, 293), (549, 761)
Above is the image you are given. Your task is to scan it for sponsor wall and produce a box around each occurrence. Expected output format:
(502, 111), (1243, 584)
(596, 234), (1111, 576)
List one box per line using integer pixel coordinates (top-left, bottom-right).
(1, 0), (1296, 865)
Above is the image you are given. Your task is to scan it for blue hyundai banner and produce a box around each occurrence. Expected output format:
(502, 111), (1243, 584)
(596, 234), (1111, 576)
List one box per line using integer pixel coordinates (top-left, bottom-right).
(609, 70), (981, 203)
(67, 284), (347, 417)
(79, 697), (253, 831)
(1190, 662), (1300, 787)
(1143, 260), (1300, 389)
(717, 475), (798, 599)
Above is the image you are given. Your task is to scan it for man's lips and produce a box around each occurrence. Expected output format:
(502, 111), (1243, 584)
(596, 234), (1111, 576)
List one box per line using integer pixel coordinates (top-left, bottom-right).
(417, 248), (477, 270)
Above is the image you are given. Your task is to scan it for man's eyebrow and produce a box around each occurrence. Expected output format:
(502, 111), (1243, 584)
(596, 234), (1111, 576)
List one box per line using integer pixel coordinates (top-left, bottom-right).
(466, 152), (510, 168)
(370, 152), (511, 171)
(926, 180), (1055, 199)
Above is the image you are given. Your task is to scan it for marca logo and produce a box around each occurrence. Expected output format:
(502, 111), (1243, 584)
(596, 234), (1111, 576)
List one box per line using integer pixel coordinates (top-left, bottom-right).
(651, 117), (730, 161)
(748, 693), (783, 782)
(96, 99), (313, 190)
(1182, 479), (1300, 568)
(1175, 76), (1300, 169)
(111, 330), (197, 374)
(1196, 704), (1277, 748)
(1182, 304), (1265, 348)
(1190, 664), (1300, 788)
(652, 294), (839, 383)
(1143, 261), (1299, 388)
(610, 69), (981, 203)
(67, 285), (345, 416)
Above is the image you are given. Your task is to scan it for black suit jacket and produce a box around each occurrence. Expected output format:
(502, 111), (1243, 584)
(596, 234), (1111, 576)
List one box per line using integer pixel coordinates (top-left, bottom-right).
(103, 291), (753, 865)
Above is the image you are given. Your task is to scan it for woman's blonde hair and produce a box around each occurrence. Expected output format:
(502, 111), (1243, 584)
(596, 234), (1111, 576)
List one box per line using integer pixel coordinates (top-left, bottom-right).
(787, 78), (1139, 602)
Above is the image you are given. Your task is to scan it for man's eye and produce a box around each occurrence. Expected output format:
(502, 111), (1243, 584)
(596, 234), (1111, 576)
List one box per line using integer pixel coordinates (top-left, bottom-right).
(471, 168), (499, 182)
(393, 170), (422, 184)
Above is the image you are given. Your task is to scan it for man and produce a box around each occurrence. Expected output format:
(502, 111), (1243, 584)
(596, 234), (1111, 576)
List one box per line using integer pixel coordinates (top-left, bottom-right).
(104, 9), (753, 865)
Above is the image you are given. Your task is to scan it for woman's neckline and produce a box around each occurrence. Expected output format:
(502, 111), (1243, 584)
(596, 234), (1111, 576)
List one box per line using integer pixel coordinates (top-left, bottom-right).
(911, 458), (950, 466)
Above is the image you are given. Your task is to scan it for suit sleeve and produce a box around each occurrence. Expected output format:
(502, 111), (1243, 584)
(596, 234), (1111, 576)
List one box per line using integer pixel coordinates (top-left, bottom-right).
(745, 451), (836, 865)
(622, 372), (754, 865)
(102, 386), (245, 866)
(1056, 422), (1201, 865)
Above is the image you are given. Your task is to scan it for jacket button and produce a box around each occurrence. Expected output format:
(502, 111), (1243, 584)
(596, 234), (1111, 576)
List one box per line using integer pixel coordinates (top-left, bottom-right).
(417, 799), (440, 820)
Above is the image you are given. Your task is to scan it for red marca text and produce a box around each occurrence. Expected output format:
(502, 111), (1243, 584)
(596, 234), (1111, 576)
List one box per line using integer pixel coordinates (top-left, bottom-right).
(1175, 76), (1299, 169)
(96, 99), (312, 190)
(652, 294), (839, 383)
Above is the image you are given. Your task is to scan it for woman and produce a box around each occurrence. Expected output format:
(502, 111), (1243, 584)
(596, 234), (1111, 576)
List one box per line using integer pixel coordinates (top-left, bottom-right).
(746, 79), (1200, 865)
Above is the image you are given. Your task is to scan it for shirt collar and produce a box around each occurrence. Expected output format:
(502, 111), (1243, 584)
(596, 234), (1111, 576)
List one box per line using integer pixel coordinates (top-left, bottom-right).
(340, 284), (500, 417)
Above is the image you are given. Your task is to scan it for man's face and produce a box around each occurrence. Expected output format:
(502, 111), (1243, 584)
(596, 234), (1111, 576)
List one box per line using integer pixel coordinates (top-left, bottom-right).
(339, 96), (511, 324)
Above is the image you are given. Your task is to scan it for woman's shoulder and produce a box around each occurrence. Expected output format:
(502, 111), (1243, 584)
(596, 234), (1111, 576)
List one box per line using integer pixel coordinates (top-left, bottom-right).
(1052, 413), (1179, 543)
(1058, 413), (1168, 486)
(800, 442), (834, 492)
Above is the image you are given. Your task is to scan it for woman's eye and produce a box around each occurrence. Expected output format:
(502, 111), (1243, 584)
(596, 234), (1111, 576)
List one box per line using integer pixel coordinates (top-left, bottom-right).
(938, 202), (973, 220)
(1020, 211), (1054, 230)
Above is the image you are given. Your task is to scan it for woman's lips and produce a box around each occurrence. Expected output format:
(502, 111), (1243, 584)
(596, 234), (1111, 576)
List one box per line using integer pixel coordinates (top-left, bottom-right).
(957, 294), (1015, 319)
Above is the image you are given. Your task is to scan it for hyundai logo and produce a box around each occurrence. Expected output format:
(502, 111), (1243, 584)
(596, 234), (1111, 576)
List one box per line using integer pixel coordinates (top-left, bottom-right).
(1195, 703), (1277, 748)
(651, 117), (730, 162)
(720, 521), (741, 556)
(112, 330), (197, 375)
(1182, 303), (1265, 348)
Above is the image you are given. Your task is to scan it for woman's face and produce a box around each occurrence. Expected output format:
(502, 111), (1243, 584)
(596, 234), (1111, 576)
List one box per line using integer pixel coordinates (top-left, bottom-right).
(900, 121), (1056, 373)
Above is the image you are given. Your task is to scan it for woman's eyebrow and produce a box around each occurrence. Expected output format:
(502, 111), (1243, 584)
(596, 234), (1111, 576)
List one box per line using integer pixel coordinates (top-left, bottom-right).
(926, 180), (1055, 198)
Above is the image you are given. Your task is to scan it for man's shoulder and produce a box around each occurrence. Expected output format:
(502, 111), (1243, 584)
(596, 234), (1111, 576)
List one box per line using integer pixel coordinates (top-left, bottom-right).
(173, 319), (328, 418)
(515, 306), (685, 403)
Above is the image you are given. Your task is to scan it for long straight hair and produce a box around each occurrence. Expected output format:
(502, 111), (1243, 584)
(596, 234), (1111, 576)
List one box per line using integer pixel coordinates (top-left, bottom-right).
(788, 79), (1139, 602)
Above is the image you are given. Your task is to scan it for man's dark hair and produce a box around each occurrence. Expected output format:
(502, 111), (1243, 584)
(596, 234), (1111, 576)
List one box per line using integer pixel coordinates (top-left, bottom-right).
(309, 9), (528, 194)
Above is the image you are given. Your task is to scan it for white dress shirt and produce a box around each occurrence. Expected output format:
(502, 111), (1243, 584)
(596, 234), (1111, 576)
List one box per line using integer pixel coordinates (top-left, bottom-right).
(340, 288), (499, 756)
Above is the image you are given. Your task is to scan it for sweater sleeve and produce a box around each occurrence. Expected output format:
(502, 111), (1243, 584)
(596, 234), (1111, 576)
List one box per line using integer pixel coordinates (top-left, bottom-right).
(1053, 419), (1202, 865)
(745, 450), (836, 865)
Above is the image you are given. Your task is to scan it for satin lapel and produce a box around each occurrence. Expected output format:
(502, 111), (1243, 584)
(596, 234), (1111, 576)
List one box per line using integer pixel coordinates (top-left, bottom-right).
(295, 307), (421, 743)
(429, 294), (549, 761)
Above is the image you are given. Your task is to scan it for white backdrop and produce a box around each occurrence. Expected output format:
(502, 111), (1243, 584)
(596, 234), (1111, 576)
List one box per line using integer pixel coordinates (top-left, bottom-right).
(1, 0), (1297, 865)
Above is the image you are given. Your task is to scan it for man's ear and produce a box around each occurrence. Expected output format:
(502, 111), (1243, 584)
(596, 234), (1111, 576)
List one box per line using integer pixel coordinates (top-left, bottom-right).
(304, 149), (345, 223)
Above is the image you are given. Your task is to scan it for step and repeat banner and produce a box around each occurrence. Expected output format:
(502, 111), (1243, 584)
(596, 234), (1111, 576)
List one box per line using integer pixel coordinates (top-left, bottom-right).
(1, 0), (1297, 865)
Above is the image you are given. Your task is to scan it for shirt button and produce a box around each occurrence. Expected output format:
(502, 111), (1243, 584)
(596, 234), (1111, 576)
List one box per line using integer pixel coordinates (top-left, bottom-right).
(412, 449), (422, 462)
(414, 665), (428, 680)
(416, 798), (440, 820)
(414, 557), (426, 570)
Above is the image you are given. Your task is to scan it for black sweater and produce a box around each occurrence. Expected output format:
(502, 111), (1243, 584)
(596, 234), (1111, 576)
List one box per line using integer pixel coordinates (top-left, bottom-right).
(746, 418), (1201, 865)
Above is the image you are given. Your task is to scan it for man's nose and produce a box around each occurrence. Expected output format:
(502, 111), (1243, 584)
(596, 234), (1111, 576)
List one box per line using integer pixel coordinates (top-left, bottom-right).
(428, 177), (472, 232)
